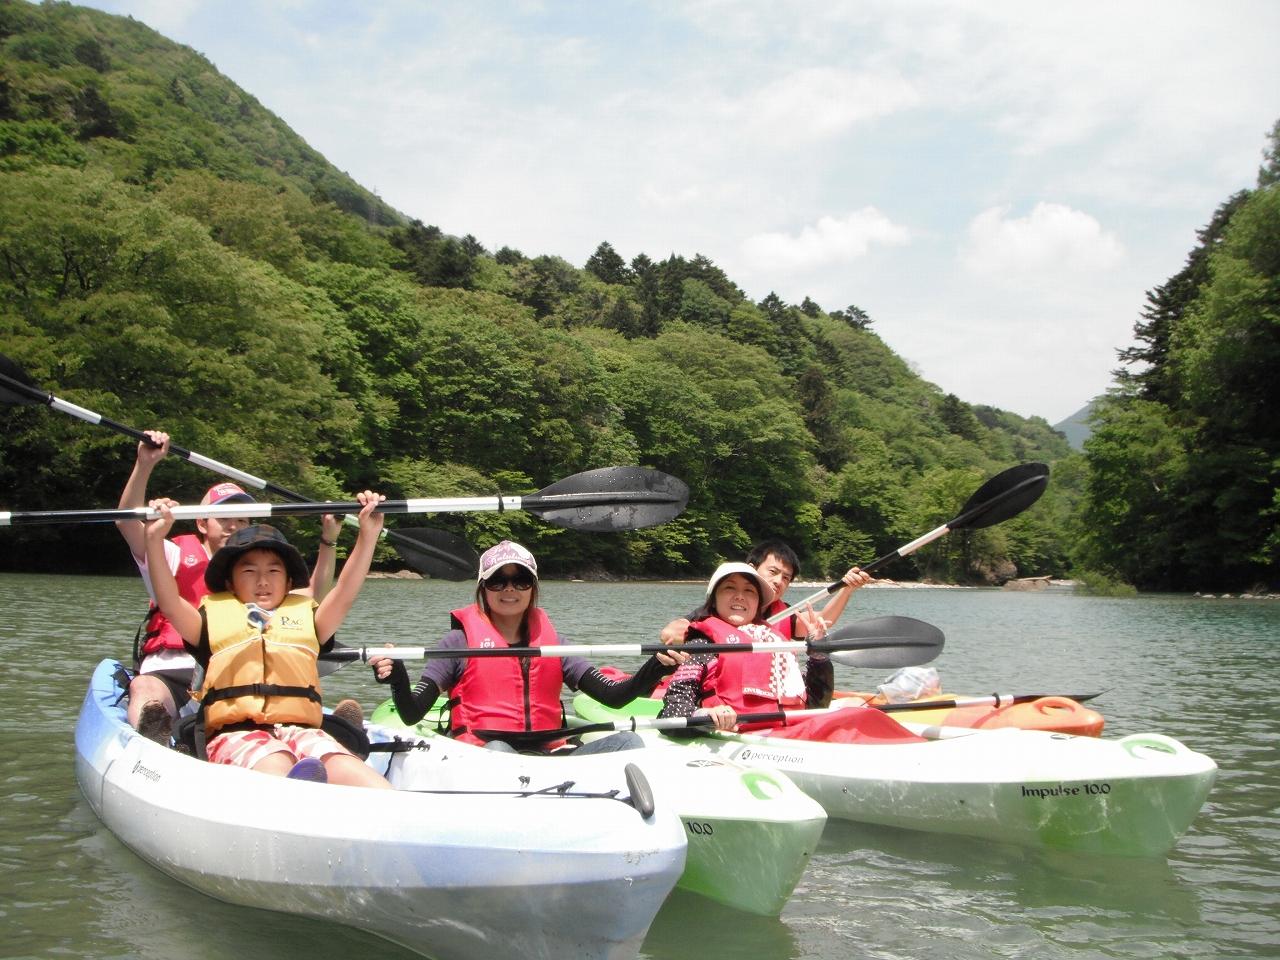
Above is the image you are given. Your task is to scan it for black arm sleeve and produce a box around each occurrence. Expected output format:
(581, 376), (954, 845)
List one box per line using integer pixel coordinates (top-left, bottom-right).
(577, 655), (676, 708)
(805, 655), (834, 709)
(376, 658), (442, 726)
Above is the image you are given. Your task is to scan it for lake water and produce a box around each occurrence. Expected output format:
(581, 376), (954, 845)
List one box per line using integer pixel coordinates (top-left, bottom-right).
(2, 573), (1277, 959)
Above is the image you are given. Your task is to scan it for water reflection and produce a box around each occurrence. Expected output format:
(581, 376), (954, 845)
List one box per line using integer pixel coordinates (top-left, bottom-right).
(643, 890), (798, 960)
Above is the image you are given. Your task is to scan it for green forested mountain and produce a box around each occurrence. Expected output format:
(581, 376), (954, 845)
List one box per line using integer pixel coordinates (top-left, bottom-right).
(0, 0), (1077, 580)
(1076, 123), (1280, 591)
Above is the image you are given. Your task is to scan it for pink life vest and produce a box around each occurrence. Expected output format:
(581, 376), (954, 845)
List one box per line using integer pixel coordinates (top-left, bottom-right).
(448, 604), (565, 746)
(689, 616), (807, 721)
(140, 534), (210, 657)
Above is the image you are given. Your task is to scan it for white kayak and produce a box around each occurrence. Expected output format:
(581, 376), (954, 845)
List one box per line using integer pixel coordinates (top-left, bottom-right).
(368, 702), (827, 917)
(573, 694), (1218, 858)
(75, 660), (688, 960)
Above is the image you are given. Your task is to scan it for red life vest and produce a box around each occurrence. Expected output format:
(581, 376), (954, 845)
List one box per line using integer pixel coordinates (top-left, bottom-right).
(448, 604), (565, 746)
(140, 534), (210, 657)
(650, 607), (789, 699)
(764, 599), (795, 639)
(690, 617), (807, 721)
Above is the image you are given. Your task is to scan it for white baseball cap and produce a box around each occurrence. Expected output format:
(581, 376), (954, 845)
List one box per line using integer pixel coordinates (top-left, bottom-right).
(477, 540), (538, 583)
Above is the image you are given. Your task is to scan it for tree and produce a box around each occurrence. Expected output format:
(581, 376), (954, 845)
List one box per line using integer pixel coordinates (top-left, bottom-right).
(388, 220), (478, 289)
(1080, 152), (1280, 590)
(831, 304), (872, 330)
(1116, 191), (1249, 404)
(1259, 118), (1280, 189)
(585, 241), (631, 284)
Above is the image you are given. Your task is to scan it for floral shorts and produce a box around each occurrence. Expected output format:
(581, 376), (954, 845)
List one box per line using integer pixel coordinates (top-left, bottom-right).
(206, 725), (350, 770)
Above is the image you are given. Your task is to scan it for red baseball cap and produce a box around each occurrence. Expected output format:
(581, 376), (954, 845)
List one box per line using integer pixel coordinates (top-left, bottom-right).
(201, 482), (256, 506)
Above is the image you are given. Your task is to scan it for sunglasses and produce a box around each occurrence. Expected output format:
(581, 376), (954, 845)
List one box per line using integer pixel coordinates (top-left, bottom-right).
(482, 572), (536, 592)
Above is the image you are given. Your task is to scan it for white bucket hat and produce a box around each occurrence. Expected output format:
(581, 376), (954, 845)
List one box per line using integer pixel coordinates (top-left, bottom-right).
(705, 561), (776, 610)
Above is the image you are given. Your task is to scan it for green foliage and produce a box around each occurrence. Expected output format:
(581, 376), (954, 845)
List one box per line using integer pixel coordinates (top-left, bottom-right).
(388, 220), (479, 289)
(0, 0), (400, 223)
(1073, 571), (1138, 598)
(1079, 159), (1280, 590)
(0, 1), (1078, 581)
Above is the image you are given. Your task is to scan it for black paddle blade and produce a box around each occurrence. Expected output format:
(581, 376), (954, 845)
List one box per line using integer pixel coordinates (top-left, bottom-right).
(522, 466), (690, 531)
(813, 615), (944, 669)
(951, 462), (1049, 530)
(388, 527), (479, 581)
(0, 353), (43, 407)
(318, 642), (350, 677)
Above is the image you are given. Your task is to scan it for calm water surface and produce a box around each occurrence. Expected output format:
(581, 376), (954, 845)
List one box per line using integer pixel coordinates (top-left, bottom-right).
(1, 574), (1277, 959)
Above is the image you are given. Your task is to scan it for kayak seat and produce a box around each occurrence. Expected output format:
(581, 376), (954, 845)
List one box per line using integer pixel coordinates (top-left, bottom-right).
(168, 712), (372, 761)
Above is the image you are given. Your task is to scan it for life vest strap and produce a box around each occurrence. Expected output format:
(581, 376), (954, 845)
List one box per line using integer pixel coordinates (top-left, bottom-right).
(203, 683), (323, 706)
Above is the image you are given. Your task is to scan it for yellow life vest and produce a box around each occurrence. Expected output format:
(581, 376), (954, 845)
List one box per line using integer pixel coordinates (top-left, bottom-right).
(197, 592), (323, 735)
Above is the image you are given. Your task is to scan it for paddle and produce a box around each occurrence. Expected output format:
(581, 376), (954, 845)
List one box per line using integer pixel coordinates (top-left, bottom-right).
(0, 353), (479, 580)
(869, 692), (1101, 713)
(769, 462), (1051, 623)
(0, 466), (690, 531)
(320, 616), (943, 670)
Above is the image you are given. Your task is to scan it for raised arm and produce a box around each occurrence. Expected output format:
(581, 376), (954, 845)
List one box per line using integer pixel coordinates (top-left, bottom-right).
(816, 566), (872, 628)
(116, 431), (169, 561)
(314, 492), (385, 642)
(142, 498), (203, 643)
(299, 512), (340, 602)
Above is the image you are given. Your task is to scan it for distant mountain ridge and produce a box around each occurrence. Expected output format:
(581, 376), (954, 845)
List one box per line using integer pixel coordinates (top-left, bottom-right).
(1053, 401), (1098, 451)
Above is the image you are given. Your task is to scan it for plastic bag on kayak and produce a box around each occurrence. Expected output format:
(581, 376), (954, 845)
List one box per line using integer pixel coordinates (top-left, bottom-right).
(878, 666), (940, 703)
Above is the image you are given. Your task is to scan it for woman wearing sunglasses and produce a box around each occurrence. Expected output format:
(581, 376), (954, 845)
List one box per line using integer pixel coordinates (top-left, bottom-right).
(370, 540), (686, 753)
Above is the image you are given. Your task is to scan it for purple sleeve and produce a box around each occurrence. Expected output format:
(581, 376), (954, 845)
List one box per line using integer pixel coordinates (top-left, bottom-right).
(419, 630), (467, 691)
(552, 634), (592, 687)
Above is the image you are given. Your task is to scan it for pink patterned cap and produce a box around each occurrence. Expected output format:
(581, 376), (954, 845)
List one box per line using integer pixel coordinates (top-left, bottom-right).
(477, 540), (538, 583)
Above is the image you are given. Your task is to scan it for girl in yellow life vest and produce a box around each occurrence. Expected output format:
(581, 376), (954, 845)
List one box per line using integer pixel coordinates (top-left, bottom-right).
(144, 491), (391, 789)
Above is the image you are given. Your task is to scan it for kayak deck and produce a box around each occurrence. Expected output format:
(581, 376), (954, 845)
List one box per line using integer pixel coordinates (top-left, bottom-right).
(835, 690), (1105, 736)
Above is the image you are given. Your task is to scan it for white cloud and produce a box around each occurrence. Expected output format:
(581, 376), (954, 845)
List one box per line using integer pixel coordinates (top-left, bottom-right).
(959, 202), (1124, 276)
(750, 67), (919, 141)
(741, 208), (909, 271)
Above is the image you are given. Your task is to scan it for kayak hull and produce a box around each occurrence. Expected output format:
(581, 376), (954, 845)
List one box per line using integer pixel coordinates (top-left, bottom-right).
(370, 701), (827, 917)
(573, 695), (1216, 858)
(76, 661), (687, 960)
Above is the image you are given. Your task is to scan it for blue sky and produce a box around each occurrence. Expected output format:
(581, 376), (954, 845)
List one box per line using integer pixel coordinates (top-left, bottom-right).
(80, 1), (1280, 423)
